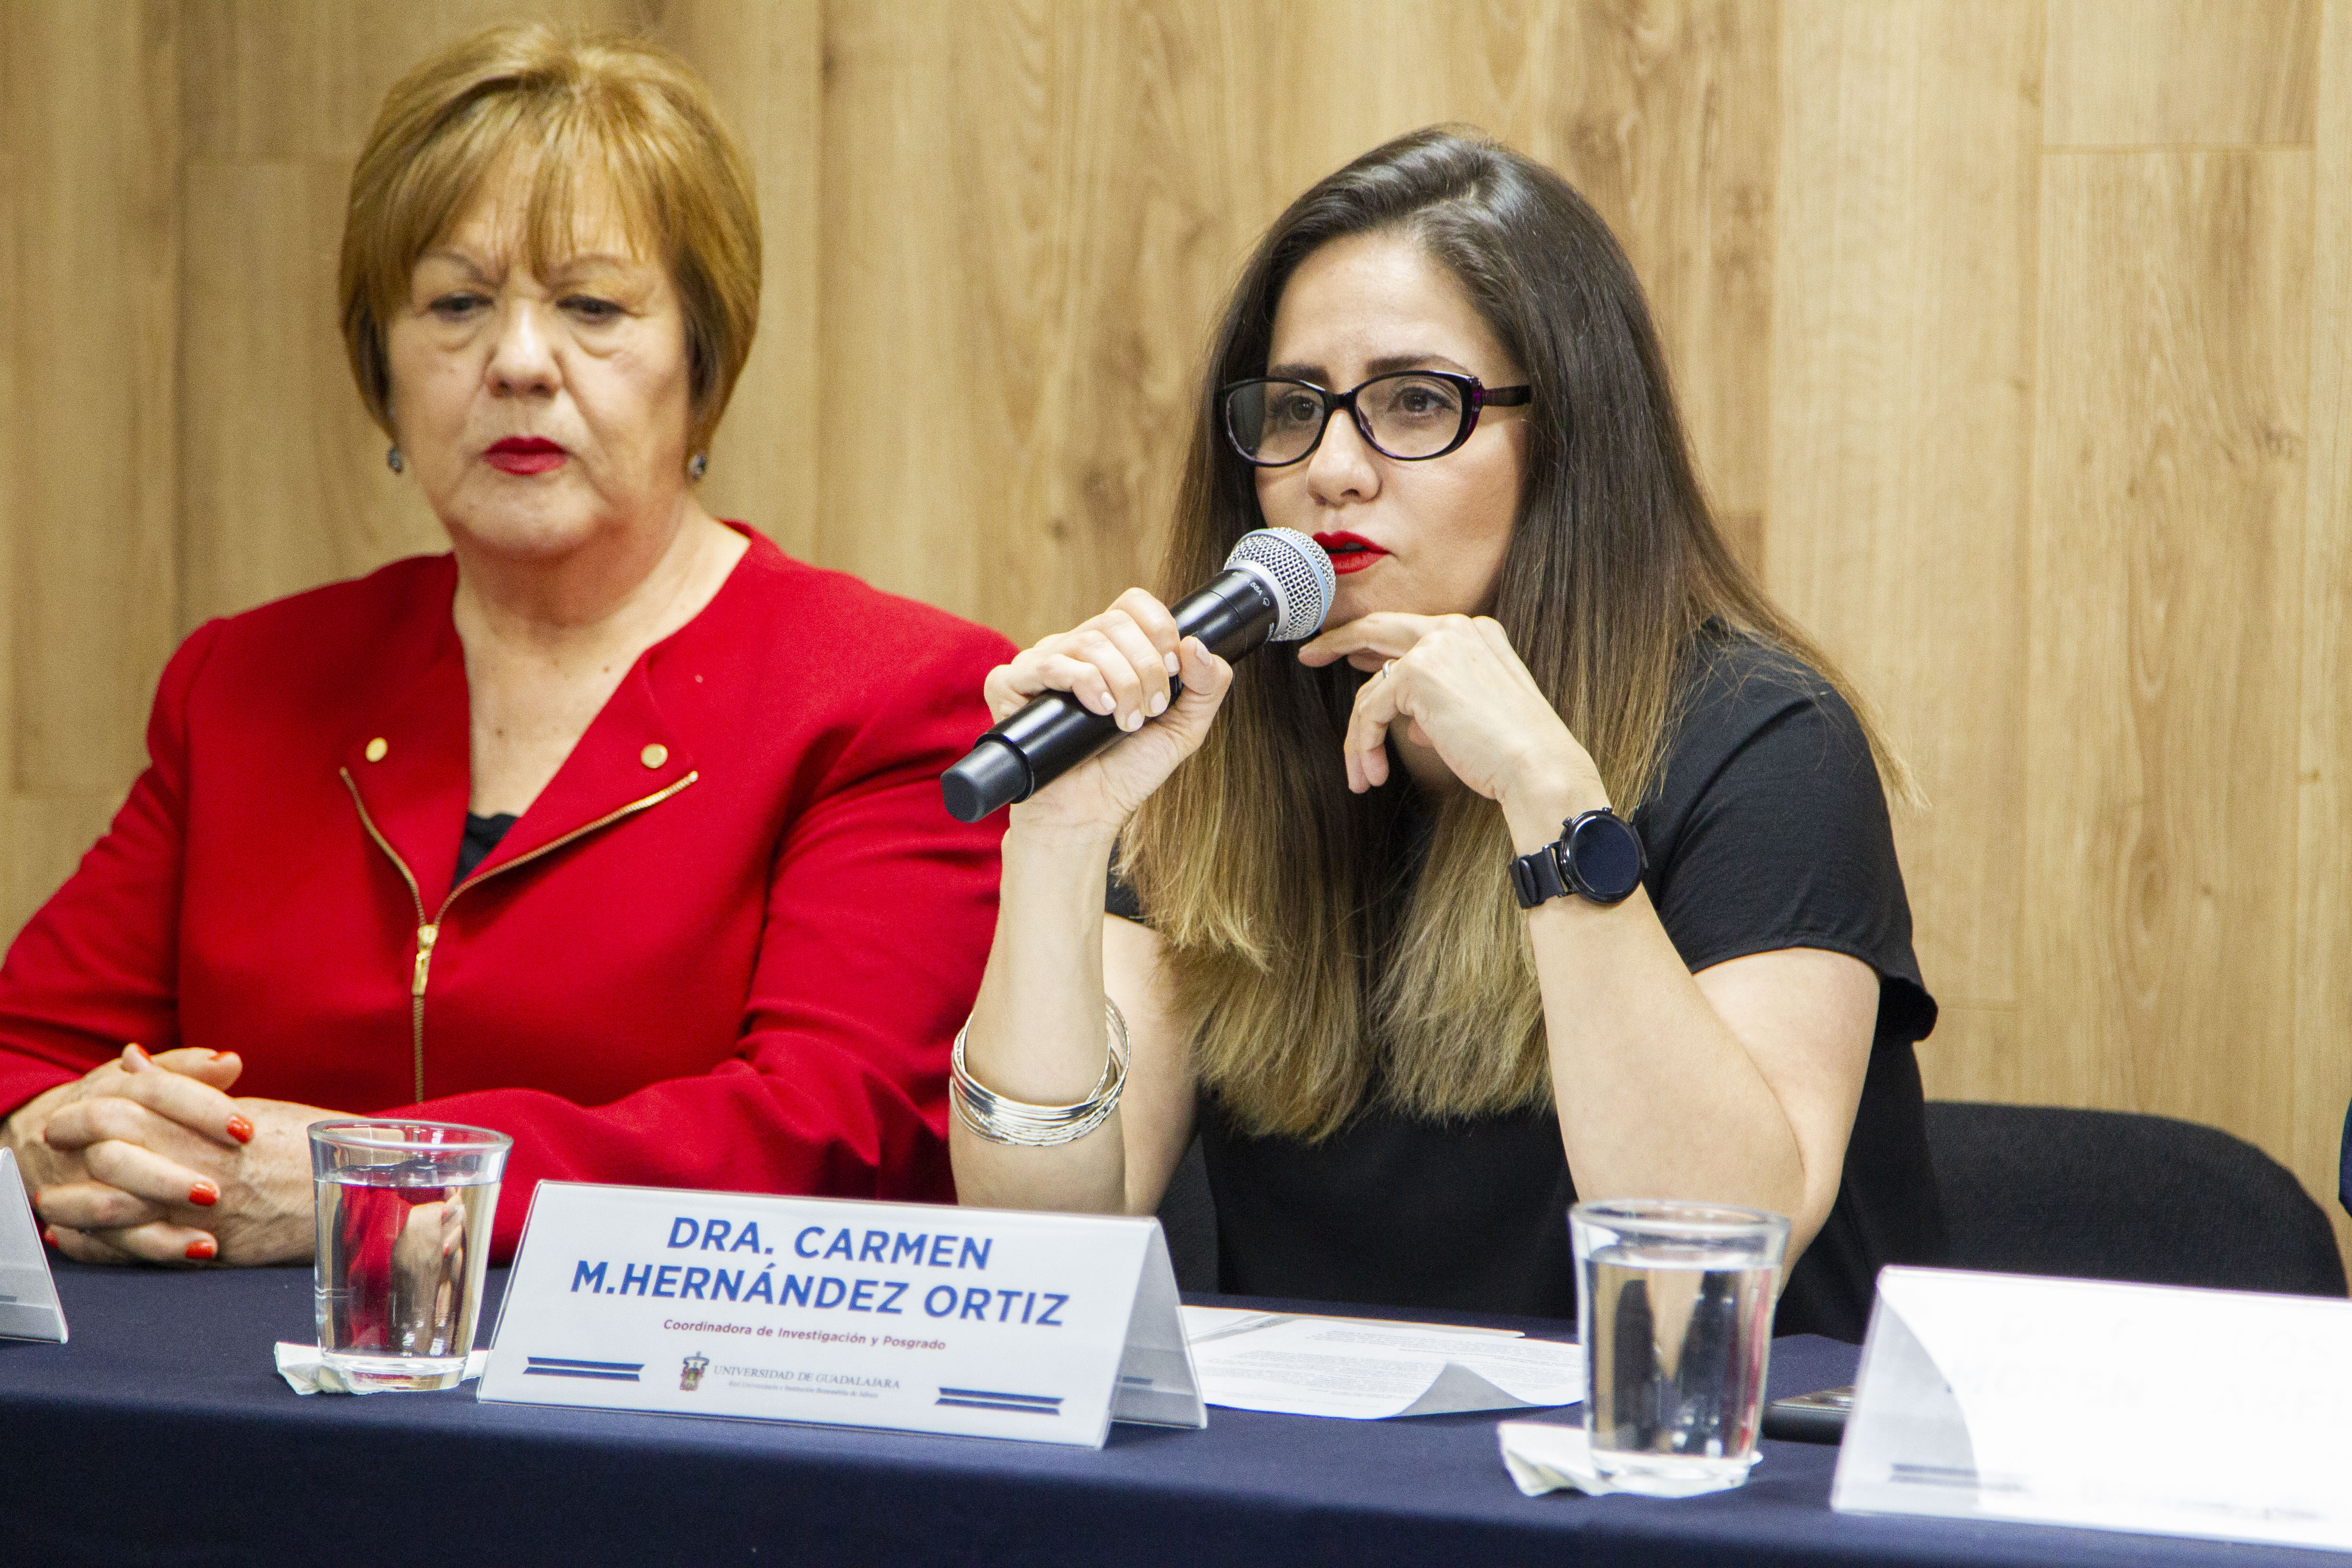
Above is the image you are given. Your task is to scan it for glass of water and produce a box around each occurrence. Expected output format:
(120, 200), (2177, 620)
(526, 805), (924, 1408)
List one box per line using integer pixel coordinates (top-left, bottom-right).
(1570, 1199), (1790, 1488)
(310, 1120), (510, 1392)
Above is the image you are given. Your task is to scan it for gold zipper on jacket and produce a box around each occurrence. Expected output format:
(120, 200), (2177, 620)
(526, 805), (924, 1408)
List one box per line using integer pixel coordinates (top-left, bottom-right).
(339, 768), (698, 1102)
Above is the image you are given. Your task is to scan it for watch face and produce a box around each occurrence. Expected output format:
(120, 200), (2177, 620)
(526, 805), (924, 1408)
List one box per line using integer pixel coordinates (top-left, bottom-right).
(1569, 813), (1644, 901)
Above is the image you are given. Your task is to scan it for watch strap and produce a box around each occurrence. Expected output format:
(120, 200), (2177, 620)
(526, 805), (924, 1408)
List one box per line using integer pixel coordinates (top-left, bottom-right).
(1509, 838), (1571, 908)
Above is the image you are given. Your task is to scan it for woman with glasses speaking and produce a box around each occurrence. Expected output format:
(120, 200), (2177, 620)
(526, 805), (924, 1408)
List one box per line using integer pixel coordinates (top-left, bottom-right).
(951, 129), (1940, 1341)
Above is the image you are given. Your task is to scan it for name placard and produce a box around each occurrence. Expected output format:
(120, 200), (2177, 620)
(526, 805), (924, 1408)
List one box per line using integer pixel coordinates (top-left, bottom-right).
(1834, 1266), (2352, 1552)
(0, 1149), (68, 1343)
(478, 1182), (1203, 1448)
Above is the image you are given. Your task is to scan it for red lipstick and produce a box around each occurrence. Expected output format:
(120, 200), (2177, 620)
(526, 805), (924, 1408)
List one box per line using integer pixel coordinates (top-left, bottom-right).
(1313, 531), (1388, 576)
(485, 436), (568, 475)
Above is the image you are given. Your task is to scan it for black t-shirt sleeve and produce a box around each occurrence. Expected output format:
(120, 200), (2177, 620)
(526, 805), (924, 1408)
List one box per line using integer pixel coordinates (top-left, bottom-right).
(1105, 866), (1144, 923)
(1635, 644), (1936, 1044)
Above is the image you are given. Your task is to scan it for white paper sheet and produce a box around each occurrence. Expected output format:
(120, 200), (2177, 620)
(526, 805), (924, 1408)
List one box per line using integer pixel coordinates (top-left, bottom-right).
(274, 1342), (490, 1395)
(1180, 1310), (1583, 1419)
(1499, 1421), (1754, 1498)
(1179, 1305), (1522, 1345)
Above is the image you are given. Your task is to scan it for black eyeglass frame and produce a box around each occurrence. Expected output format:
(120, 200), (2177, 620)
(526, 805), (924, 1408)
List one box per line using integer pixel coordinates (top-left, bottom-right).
(1220, 370), (1533, 467)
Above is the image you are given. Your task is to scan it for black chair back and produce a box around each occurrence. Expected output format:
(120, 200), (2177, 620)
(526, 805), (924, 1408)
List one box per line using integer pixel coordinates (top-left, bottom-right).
(1156, 1137), (1221, 1293)
(1926, 1102), (2347, 1297)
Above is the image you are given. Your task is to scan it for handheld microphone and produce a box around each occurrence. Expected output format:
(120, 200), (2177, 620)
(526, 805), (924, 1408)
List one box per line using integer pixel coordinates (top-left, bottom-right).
(941, 527), (1336, 823)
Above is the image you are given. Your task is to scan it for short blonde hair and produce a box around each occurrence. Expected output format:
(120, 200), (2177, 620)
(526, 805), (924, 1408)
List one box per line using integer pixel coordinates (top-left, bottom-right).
(340, 24), (760, 456)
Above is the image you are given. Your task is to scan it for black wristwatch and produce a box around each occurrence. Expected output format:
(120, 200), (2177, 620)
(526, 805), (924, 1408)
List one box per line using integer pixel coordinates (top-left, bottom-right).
(1509, 808), (1647, 908)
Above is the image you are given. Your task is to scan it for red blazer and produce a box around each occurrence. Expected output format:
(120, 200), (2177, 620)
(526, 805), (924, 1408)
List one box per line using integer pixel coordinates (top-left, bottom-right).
(0, 527), (1012, 1255)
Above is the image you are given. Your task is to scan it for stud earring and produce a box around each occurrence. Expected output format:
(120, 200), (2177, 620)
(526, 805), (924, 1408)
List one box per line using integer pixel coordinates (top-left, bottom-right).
(687, 453), (708, 481)
(386, 445), (404, 474)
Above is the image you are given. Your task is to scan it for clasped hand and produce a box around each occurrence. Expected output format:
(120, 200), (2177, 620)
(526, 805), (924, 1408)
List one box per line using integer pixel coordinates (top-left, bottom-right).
(4, 1043), (329, 1265)
(1297, 612), (1606, 815)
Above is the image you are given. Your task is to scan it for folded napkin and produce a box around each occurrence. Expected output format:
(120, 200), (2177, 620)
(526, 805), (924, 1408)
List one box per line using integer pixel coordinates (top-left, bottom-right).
(1498, 1421), (1758, 1498)
(275, 1342), (490, 1396)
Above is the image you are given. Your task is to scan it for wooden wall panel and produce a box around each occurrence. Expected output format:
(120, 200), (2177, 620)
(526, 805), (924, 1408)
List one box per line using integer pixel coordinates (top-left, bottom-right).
(818, 0), (1268, 642)
(5, 1), (181, 787)
(0, 12), (18, 937)
(2023, 149), (2310, 1132)
(815, 0), (1057, 630)
(1911, 1006), (2027, 1106)
(178, 159), (442, 631)
(0, 0), (181, 939)
(2297, 0), (2352, 1264)
(2045, 0), (2319, 148)
(652, 0), (824, 560)
(178, 0), (637, 162)
(1241, 5), (1481, 178)
(1769, 0), (2042, 1073)
(1510, 2), (1780, 556)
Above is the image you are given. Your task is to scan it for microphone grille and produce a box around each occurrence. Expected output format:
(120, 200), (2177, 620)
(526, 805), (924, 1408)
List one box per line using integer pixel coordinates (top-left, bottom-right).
(1224, 527), (1336, 641)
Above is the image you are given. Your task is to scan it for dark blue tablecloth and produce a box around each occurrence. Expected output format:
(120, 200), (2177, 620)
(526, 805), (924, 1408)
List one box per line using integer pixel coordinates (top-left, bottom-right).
(0, 1260), (2338, 1567)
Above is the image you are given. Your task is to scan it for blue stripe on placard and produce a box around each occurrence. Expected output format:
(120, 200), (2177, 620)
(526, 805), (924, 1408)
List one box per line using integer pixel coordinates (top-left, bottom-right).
(525, 1367), (641, 1382)
(936, 1396), (1061, 1415)
(525, 1356), (644, 1382)
(937, 1386), (1061, 1405)
(937, 1386), (1062, 1413)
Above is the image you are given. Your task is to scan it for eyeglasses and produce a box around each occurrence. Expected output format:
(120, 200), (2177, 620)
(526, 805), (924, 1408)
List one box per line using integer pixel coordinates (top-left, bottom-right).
(1221, 371), (1532, 467)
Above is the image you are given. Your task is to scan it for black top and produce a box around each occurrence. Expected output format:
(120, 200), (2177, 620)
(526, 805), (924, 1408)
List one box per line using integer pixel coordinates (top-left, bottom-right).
(454, 812), (518, 887)
(2339, 1097), (2350, 1220)
(1108, 628), (1944, 1342)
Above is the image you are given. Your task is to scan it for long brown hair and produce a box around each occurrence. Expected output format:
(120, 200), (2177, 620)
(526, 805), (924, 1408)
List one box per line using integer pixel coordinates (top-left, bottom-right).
(1122, 127), (1909, 1141)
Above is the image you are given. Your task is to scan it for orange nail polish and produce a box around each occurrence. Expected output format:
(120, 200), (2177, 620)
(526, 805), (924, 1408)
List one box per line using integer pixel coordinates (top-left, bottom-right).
(126, 1042), (152, 1065)
(41, 1226), (58, 1249)
(184, 1237), (216, 1261)
(225, 1115), (254, 1145)
(189, 1181), (219, 1207)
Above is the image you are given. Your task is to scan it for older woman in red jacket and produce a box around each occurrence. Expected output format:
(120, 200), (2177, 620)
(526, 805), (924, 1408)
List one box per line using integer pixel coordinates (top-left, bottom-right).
(0, 24), (1009, 1266)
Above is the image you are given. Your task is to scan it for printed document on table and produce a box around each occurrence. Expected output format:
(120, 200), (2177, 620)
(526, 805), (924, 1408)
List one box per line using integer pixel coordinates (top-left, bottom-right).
(1180, 1305), (1521, 1344)
(1180, 1310), (1583, 1419)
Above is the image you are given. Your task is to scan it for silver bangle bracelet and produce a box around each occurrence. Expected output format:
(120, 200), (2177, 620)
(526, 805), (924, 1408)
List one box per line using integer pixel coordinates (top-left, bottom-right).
(951, 999), (1129, 1147)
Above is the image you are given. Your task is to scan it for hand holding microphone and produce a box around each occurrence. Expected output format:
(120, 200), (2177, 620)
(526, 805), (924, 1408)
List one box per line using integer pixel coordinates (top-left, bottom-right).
(946, 528), (1335, 825)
